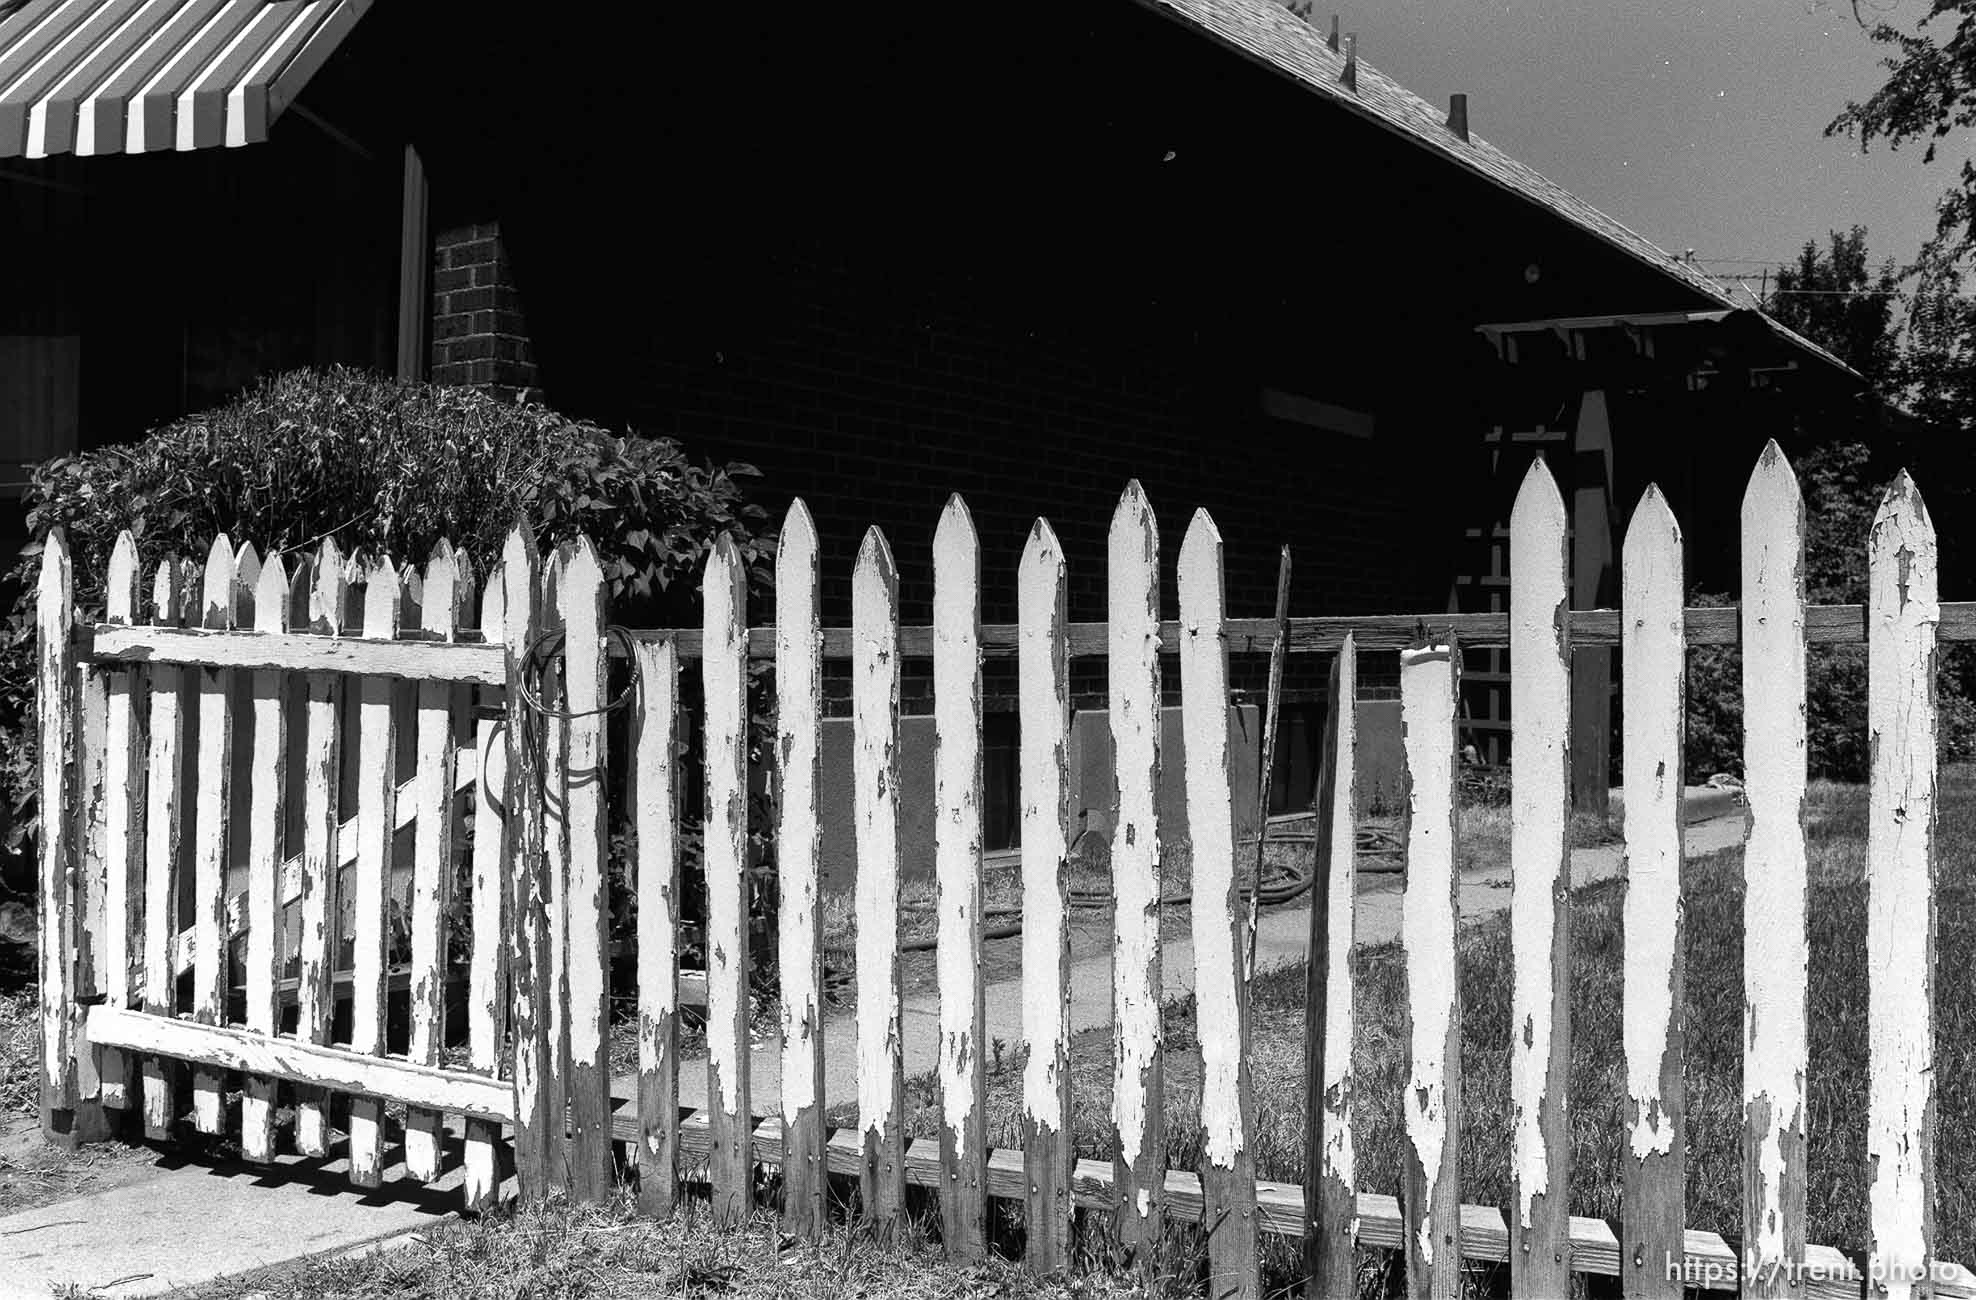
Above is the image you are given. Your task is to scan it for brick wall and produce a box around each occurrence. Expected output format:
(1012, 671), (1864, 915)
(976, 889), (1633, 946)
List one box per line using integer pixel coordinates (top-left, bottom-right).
(429, 221), (538, 401)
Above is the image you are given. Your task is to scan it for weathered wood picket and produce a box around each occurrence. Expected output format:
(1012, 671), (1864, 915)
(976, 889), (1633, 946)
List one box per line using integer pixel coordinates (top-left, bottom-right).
(32, 444), (1976, 1298)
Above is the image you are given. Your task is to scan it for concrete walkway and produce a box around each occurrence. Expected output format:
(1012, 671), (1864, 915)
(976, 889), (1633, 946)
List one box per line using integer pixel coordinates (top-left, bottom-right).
(0, 1144), (484, 1299)
(656, 786), (1749, 1112)
(0, 787), (1746, 1296)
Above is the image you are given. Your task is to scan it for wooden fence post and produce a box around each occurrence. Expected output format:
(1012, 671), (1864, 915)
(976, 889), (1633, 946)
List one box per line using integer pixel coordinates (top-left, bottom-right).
(348, 558), (400, 1187)
(503, 521), (557, 1201)
(1109, 480), (1165, 1272)
(1303, 635), (1357, 1299)
(1867, 472), (1939, 1300)
(1621, 485), (1686, 1299)
(466, 569), (509, 1211)
(1399, 637), (1461, 1300)
(190, 535), (235, 1137)
(704, 533), (753, 1220)
(99, 533), (144, 1116)
(1740, 441), (1808, 1298)
(853, 526), (907, 1230)
(406, 542), (461, 1183)
(1019, 518), (1073, 1273)
(776, 500), (826, 1237)
(294, 540), (346, 1158)
(241, 554), (290, 1162)
(140, 555), (185, 1141)
(562, 538), (613, 1201)
(634, 633), (681, 1218)
(1178, 508), (1258, 1300)
(539, 548), (572, 1193)
(934, 495), (988, 1260)
(37, 528), (77, 1143)
(1509, 459), (1572, 1295)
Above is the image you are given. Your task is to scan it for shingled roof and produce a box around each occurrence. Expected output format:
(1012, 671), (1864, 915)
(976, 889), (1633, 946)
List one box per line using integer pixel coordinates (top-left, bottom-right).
(1139, 0), (1856, 381)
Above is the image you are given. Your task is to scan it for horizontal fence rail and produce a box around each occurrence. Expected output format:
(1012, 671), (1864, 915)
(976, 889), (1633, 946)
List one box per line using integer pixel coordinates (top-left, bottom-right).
(34, 439), (1976, 1299)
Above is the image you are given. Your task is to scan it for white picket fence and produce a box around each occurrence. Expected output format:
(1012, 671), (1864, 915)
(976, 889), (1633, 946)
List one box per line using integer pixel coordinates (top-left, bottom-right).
(33, 441), (1975, 1299)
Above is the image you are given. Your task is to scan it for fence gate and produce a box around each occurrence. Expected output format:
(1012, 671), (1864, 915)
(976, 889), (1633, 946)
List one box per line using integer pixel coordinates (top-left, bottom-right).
(34, 444), (1976, 1300)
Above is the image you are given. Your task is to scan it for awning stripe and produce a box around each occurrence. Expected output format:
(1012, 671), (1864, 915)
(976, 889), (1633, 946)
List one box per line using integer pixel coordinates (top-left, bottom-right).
(0, 0), (372, 160)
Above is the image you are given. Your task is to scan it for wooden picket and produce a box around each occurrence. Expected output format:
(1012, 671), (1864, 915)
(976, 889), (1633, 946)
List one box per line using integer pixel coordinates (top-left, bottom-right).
(294, 539), (346, 1158)
(634, 632), (681, 1217)
(703, 533), (752, 1219)
(1622, 486), (1686, 1299)
(1867, 473), (1938, 1300)
(1018, 517), (1073, 1274)
(775, 500), (826, 1238)
(190, 535), (234, 1137)
(1109, 480), (1165, 1273)
(562, 538), (613, 1200)
(466, 569), (508, 1211)
(1399, 638), (1461, 1299)
(32, 457), (1976, 1299)
(1508, 459), (1571, 1295)
(1303, 634), (1356, 1300)
(98, 535), (142, 1115)
(240, 553), (289, 1163)
(933, 495), (988, 1261)
(853, 525), (907, 1229)
(1741, 441), (1810, 1297)
(1178, 509), (1259, 1300)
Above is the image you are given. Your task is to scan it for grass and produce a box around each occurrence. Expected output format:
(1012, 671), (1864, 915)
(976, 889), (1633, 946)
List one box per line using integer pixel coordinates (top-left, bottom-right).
(171, 1192), (1161, 1300)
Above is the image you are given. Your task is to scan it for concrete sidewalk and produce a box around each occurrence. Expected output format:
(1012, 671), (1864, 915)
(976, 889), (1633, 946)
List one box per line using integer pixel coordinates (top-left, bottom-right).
(0, 1143), (480, 1299)
(654, 786), (1749, 1112)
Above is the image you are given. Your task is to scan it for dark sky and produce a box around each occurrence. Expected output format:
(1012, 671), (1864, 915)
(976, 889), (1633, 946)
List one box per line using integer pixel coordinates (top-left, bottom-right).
(1338, 0), (1957, 287)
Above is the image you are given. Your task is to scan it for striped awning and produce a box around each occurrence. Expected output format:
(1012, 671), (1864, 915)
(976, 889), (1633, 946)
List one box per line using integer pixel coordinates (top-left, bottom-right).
(0, 0), (370, 160)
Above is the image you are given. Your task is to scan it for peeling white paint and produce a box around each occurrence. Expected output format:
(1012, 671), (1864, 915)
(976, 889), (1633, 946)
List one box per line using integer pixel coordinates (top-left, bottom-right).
(1400, 643), (1457, 1262)
(1622, 487), (1684, 1162)
(1019, 520), (1070, 1128)
(1867, 473), (1938, 1299)
(1177, 511), (1245, 1171)
(560, 539), (609, 1071)
(635, 636), (679, 1066)
(852, 528), (903, 1139)
(102, 534), (140, 1012)
(1508, 461), (1568, 1227)
(470, 575), (508, 1072)
(777, 502), (822, 1120)
(1740, 442), (1808, 1269)
(1108, 484), (1162, 1177)
(933, 497), (983, 1162)
(702, 537), (750, 1125)
(1321, 637), (1357, 1187)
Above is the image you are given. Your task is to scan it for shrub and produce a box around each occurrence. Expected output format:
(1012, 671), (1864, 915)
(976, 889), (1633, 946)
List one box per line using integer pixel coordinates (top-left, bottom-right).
(0, 366), (775, 879)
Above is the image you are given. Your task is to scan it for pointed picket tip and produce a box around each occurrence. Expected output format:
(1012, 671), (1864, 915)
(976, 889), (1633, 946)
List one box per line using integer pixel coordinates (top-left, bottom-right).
(502, 516), (541, 583)
(37, 527), (70, 607)
(311, 539), (348, 636)
(253, 553), (289, 634)
(1874, 469), (1932, 534)
(1510, 454), (1566, 529)
(107, 532), (140, 623)
(935, 494), (978, 550)
(479, 563), (508, 644)
(1112, 480), (1155, 531)
(855, 525), (897, 585)
(425, 537), (456, 579)
(362, 557), (401, 637)
(1744, 438), (1802, 514)
(564, 533), (606, 590)
(1179, 507), (1223, 563)
(1624, 483), (1684, 559)
(152, 558), (184, 626)
(234, 540), (260, 579)
(284, 552), (315, 631)
(200, 534), (235, 629)
(782, 498), (818, 557)
(1020, 517), (1064, 577)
